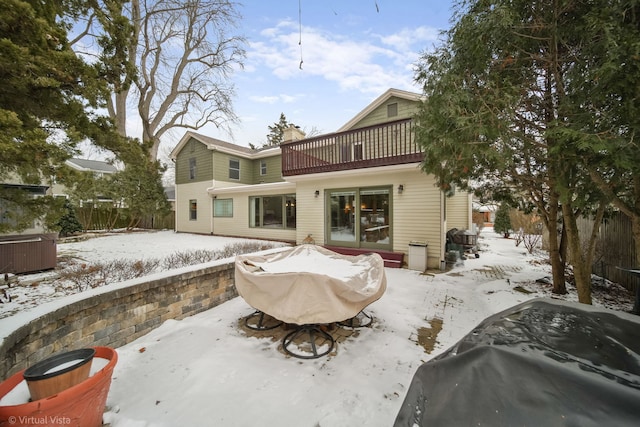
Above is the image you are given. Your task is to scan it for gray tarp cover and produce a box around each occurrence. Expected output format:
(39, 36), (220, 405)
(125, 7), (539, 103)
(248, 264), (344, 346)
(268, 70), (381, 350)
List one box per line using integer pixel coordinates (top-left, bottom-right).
(394, 298), (640, 427)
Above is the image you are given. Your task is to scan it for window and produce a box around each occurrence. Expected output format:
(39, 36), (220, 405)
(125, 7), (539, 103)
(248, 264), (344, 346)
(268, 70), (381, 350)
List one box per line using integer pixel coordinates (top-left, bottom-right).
(189, 158), (196, 180)
(285, 195), (296, 228)
(327, 187), (391, 249)
(189, 199), (197, 220)
(340, 142), (363, 162)
(0, 199), (17, 227)
(260, 160), (267, 176)
(229, 159), (240, 180)
(249, 195), (296, 229)
(353, 142), (363, 161)
(328, 190), (356, 243)
(387, 102), (398, 117)
(213, 198), (233, 217)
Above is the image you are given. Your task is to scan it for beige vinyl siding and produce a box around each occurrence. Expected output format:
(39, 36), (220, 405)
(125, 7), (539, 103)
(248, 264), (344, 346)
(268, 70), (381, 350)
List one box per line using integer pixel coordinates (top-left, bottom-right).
(446, 190), (473, 231)
(294, 166), (444, 269)
(175, 181), (213, 234)
(175, 138), (213, 184)
(392, 172), (443, 269)
(252, 155), (283, 184)
(346, 96), (419, 130)
(294, 181), (326, 245)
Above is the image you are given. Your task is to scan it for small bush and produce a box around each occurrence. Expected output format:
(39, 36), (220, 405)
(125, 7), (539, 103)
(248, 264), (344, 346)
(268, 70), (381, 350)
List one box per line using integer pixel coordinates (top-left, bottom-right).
(162, 250), (216, 269)
(58, 263), (105, 292)
(522, 232), (543, 254)
(99, 258), (161, 283)
(212, 241), (278, 259)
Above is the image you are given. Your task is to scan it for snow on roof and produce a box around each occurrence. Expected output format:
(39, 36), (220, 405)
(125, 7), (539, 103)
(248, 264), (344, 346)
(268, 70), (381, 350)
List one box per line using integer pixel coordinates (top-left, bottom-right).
(66, 158), (117, 173)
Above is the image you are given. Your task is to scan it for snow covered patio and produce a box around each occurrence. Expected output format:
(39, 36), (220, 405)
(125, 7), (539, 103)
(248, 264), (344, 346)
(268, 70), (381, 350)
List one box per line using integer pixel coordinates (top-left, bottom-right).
(95, 229), (632, 427)
(1, 228), (634, 426)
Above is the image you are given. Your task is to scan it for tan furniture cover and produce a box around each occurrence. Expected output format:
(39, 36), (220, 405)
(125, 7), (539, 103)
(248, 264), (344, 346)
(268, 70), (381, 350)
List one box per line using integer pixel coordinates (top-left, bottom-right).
(234, 245), (387, 325)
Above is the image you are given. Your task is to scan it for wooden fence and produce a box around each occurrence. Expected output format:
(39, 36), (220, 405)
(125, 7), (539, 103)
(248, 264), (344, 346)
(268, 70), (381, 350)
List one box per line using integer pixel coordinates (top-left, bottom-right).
(577, 212), (640, 293)
(76, 207), (175, 231)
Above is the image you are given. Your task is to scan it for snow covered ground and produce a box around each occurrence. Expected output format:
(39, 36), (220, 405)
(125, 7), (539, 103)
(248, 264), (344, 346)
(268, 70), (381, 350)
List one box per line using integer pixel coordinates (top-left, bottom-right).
(0, 231), (284, 318)
(0, 228), (634, 426)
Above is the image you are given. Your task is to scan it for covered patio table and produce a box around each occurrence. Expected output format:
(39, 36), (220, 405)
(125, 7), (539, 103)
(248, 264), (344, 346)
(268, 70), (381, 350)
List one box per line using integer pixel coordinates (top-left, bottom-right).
(234, 245), (387, 358)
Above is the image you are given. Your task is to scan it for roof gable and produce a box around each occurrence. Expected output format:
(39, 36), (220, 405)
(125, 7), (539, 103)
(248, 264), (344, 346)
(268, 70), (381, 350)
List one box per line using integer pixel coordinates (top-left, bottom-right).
(170, 131), (280, 160)
(337, 88), (422, 132)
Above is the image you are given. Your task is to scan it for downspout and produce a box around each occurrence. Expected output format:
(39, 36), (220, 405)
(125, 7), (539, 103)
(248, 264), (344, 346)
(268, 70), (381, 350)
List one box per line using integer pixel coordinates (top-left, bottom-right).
(210, 180), (215, 235)
(440, 191), (446, 270)
(171, 158), (177, 233)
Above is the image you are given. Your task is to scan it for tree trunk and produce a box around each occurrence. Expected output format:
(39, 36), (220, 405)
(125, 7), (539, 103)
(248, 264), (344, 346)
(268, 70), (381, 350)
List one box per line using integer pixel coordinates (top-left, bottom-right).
(547, 213), (567, 295)
(561, 201), (607, 304)
(544, 191), (567, 295)
(114, 91), (128, 137)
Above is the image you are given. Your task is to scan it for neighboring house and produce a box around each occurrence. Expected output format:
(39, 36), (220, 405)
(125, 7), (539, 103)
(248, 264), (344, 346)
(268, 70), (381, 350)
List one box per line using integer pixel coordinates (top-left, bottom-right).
(164, 186), (176, 211)
(0, 175), (55, 274)
(170, 88), (472, 269)
(2, 158), (118, 236)
(0, 181), (49, 236)
(50, 158), (118, 199)
(1, 158), (120, 274)
(474, 202), (497, 226)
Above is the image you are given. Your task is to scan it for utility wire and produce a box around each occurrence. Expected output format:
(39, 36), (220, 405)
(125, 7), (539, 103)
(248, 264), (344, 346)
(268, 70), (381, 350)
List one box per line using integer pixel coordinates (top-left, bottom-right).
(298, 0), (303, 70)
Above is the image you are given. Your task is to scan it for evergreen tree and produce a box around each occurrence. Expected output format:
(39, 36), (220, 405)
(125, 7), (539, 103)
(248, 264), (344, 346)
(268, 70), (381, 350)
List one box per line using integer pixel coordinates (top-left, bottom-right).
(493, 205), (512, 238)
(266, 113), (291, 146)
(413, 0), (632, 303)
(106, 160), (170, 230)
(0, 0), (128, 233)
(57, 199), (83, 237)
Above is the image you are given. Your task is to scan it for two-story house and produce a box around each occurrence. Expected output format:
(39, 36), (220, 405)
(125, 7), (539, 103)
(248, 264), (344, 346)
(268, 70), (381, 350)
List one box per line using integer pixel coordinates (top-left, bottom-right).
(170, 88), (472, 270)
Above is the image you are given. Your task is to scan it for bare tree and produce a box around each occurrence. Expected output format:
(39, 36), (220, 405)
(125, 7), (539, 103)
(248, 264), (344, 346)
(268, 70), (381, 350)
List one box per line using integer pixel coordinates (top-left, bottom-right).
(105, 0), (246, 161)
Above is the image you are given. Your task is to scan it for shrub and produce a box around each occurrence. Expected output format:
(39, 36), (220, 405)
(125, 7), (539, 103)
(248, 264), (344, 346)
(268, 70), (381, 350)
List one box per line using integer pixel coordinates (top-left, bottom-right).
(57, 263), (104, 292)
(54, 240), (285, 293)
(57, 199), (84, 237)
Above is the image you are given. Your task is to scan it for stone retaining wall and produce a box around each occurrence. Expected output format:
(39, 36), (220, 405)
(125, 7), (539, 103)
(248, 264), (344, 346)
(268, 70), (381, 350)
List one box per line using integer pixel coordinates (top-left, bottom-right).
(0, 260), (237, 380)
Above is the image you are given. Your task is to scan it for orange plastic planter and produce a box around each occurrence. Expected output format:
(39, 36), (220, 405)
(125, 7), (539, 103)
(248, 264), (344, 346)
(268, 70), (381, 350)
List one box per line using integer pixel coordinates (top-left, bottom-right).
(0, 347), (118, 427)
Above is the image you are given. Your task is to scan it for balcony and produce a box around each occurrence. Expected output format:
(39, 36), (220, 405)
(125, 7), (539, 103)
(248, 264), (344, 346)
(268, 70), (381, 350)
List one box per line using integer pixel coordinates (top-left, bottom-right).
(281, 118), (422, 176)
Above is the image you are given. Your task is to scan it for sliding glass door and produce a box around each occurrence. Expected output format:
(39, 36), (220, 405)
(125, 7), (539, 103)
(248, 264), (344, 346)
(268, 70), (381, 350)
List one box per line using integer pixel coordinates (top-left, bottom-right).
(359, 188), (390, 245)
(327, 187), (391, 249)
(329, 190), (356, 243)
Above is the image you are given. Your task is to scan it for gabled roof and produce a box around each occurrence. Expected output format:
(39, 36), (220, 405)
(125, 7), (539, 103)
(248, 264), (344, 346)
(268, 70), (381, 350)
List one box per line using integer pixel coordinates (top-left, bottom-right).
(170, 131), (279, 160)
(337, 88), (423, 132)
(66, 158), (118, 174)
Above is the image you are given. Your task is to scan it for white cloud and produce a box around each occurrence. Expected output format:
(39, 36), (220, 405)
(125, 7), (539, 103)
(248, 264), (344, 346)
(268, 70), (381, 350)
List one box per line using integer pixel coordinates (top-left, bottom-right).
(280, 94), (300, 103)
(378, 26), (441, 52)
(247, 20), (428, 95)
(249, 95), (280, 104)
(248, 94), (302, 104)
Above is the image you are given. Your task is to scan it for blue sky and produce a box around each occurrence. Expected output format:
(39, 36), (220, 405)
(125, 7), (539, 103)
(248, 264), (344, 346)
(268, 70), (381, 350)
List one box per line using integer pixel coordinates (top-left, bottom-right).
(194, 0), (456, 149)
